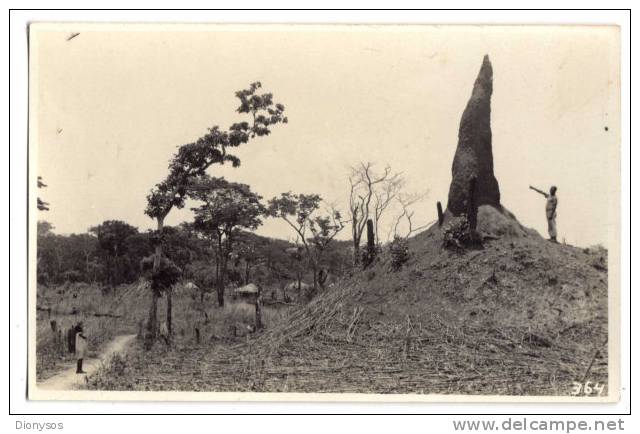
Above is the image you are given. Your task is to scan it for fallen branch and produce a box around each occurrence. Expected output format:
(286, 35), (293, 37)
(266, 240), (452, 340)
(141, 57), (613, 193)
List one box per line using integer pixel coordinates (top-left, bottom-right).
(36, 305), (122, 319)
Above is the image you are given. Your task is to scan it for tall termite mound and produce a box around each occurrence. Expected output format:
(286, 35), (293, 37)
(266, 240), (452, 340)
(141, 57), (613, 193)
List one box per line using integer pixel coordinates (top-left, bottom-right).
(447, 55), (501, 216)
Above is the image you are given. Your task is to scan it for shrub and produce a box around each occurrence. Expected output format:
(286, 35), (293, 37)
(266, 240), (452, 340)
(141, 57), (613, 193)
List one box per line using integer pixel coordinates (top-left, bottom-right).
(389, 236), (409, 271)
(585, 244), (608, 271)
(63, 270), (83, 283)
(442, 215), (481, 250)
(107, 352), (128, 377)
(140, 256), (182, 290)
(361, 244), (380, 268)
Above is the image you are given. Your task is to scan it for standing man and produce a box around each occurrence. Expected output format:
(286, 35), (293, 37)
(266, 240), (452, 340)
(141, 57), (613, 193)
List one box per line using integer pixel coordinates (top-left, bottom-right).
(66, 323), (78, 354)
(75, 322), (88, 374)
(529, 185), (558, 242)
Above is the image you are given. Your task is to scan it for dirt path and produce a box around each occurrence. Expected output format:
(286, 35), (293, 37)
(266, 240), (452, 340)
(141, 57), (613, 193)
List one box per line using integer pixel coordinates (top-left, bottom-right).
(37, 334), (137, 391)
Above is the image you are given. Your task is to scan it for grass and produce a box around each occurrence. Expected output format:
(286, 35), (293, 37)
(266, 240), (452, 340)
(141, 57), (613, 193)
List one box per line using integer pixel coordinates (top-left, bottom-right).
(86, 311), (607, 394)
(36, 282), (141, 380)
(37, 280), (292, 381)
(85, 206), (609, 396)
(154, 290), (289, 343)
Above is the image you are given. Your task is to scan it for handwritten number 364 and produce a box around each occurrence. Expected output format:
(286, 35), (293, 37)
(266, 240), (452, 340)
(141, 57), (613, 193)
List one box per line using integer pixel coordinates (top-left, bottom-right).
(571, 381), (605, 396)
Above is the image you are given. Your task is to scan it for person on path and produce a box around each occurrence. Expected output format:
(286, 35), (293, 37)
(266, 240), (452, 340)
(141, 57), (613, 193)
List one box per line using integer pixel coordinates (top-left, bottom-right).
(75, 322), (88, 374)
(529, 185), (559, 242)
(67, 322), (81, 354)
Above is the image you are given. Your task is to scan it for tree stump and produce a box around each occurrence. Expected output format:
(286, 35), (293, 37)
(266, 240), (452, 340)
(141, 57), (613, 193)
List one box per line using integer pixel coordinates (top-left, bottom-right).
(255, 286), (264, 331)
(166, 288), (173, 337)
(366, 219), (375, 250)
(57, 329), (63, 355)
(363, 218), (377, 267)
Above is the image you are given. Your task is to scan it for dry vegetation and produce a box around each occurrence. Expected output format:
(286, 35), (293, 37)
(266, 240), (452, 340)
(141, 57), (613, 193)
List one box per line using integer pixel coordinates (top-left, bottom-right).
(80, 205), (608, 396)
(37, 279), (292, 381)
(36, 283), (141, 380)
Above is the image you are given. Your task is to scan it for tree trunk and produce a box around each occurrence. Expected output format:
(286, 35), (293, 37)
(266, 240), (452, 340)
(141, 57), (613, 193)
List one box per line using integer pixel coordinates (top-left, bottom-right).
(216, 260), (225, 307)
(113, 244), (120, 287)
(108, 257), (114, 288)
(352, 239), (360, 266)
(166, 287), (173, 337)
(367, 219), (375, 249)
(145, 289), (160, 350)
(213, 255), (220, 302)
(215, 234), (226, 307)
(218, 253), (229, 307)
(255, 285), (263, 331)
(374, 216), (379, 246)
(311, 261), (318, 294)
(351, 218), (361, 266)
(145, 215), (164, 349)
(217, 283), (225, 307)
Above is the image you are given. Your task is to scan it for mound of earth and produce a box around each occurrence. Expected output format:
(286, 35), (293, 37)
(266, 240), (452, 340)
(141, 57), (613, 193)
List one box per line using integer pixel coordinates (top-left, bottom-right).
(85, 206), (608, 395)
(246, 205), (608, 395)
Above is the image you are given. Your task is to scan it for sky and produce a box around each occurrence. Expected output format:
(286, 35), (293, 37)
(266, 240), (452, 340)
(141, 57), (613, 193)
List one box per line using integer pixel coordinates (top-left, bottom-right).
(30, 24), (620, 247)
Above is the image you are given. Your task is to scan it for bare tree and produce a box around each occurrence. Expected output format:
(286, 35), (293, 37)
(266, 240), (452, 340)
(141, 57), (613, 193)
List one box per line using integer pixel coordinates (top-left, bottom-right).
(372, 173), (405, 243)
(268, 193), (344, 294)
(348, 163), (402, 264)
(391, 192), (433, 239)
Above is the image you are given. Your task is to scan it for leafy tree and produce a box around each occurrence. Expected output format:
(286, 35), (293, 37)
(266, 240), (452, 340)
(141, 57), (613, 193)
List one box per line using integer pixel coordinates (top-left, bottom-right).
(143, 82), (287, 346)
(36, 222), (57, 284)
(246, 235), (301, 288)
(68, 233), (99, 282)
(89, 220), (139, 288)
(267, 192), (344, 295)
(37, 176), (49, 211)
(140, 255), (181, 288)
(34, 222), (211, 288)
(37, 220), (54, 237)
(189, 176), (266, 307)
(37, 226), (100, 285)
(184, 260), (217, 303)
(159, 224), (210, 271)
(308, 211), (345, 288)
(233, 232), (268, 286)
(37, 221), (55, 284)
(124, 232), (154, 268)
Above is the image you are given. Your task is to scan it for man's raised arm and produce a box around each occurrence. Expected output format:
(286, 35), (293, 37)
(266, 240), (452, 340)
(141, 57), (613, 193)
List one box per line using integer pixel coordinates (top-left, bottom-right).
(529, 185), (548, 197)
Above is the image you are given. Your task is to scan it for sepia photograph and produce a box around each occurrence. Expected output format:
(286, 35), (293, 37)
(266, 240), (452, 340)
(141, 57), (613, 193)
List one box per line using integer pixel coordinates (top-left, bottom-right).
(26, 23), (620, 402)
